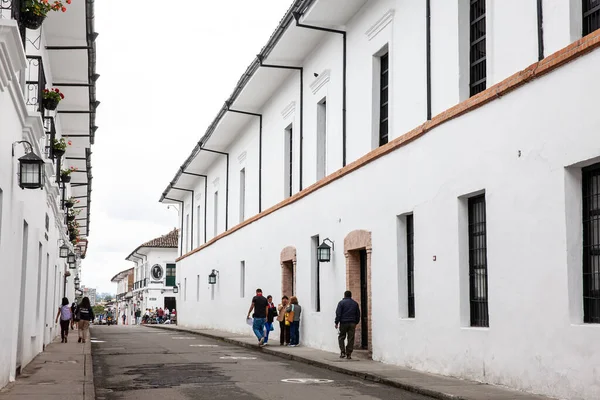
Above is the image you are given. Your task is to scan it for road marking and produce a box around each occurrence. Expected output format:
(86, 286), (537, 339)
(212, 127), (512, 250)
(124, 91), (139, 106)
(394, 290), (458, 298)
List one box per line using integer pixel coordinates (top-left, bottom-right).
(219, 356), (257, 360)
(172, 337), (196, 340)
(190, 344), (219, 347)
(281, 378), (334, 384)
(90, 340), (105, 343)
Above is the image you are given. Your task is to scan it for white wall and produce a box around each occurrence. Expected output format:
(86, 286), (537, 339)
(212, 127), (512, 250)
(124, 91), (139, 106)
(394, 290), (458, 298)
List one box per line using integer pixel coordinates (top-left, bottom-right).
(167, 1), (600, 398)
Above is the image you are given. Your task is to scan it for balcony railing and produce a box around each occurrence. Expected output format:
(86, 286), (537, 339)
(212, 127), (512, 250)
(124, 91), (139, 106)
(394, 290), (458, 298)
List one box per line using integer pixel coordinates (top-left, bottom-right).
(0, 0), (26, 47)
(25, 55), (46, 118)
(43, 116), (56, 160)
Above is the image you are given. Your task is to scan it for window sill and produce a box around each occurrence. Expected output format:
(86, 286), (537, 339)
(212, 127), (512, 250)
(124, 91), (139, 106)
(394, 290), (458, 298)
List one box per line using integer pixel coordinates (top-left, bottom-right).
(399, 317), (416, 321)
(570, 323), (600, 328)
(460, 326), (489, 332)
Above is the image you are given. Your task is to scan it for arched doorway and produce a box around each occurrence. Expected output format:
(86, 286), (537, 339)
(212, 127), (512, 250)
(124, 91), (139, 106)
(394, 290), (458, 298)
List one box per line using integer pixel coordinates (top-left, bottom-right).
(344, 230), (372, 353)
(280, 246), (296, 297)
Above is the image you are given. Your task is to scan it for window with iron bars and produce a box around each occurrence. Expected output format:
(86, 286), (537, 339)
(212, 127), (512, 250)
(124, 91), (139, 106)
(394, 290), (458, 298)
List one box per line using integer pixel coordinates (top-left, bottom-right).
(406, 214), (415, 318)
(582, 163), (600, 323)
(470, 0), (486, 96)
(166, 263), (176, 287)
(583, 0), (600, 36)
(468, 194), (489, 327)
(379, 52), (389, 146)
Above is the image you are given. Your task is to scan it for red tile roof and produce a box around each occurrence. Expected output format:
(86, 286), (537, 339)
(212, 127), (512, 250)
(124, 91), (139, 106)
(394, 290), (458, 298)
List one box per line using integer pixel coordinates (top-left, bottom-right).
(140, 228), (179, 248)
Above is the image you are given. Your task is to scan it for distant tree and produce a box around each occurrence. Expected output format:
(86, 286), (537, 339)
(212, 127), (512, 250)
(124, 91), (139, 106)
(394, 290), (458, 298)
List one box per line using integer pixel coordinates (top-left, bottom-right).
(104, 296), (113, 302)
(92, 305), (105, 315)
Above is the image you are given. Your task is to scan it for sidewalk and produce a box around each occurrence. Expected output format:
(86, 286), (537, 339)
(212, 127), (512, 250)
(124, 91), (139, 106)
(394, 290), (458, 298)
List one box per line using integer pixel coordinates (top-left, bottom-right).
(146, 324), (555, 400)
(0, 335), (94, 400)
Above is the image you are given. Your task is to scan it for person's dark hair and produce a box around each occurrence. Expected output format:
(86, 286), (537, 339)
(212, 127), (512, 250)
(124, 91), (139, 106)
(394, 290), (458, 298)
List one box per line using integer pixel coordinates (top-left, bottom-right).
(282, 295), (289, 300)
(80, 297), (91, 309)
(256, 288), (262, 293)
(267, 295), (272, 300)
(61, 297), (69, 306)
(344, 290), (352, 298)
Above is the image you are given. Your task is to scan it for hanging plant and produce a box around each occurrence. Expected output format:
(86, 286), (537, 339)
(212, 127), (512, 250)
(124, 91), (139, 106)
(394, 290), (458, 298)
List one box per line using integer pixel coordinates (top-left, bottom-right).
(64, 197), (78, 208)
(43, 88), (65, 110)
(52, 138), (71, 159)
(60, 166), (77, 183)
(20, 0), (71, 30)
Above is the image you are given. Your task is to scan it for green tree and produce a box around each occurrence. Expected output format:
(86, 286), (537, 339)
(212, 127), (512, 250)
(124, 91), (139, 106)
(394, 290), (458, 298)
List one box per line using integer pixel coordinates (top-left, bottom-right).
(92, 305), (105, 315)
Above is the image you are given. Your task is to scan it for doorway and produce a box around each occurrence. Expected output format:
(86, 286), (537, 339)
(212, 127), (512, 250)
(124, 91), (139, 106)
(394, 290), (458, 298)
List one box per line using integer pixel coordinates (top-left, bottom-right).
(282, 261), (294, 296)
(164, 297), (176, 312)
(359, 249), (369, 349)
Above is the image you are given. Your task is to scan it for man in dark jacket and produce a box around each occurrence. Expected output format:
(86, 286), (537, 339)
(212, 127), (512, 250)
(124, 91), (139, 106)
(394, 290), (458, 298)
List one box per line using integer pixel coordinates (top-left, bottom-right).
(335, 290), (361, 359)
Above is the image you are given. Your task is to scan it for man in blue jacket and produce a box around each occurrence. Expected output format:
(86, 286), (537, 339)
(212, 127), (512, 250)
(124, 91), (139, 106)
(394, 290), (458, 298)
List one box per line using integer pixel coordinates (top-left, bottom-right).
(335, 290), (361, 359)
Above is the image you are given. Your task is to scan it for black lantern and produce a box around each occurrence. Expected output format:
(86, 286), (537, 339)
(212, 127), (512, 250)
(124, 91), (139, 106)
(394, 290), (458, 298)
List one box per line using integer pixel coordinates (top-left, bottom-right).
(68, 261), (76, 269)
(14, 141), (44, 190)
(67, 251), (76, 264)
(59, 243), (70, 258)
(208, 269), (219, 285)
(74, 276), (80, 286)
(317, 238), (335, 263)
(173, 286), (179, 294)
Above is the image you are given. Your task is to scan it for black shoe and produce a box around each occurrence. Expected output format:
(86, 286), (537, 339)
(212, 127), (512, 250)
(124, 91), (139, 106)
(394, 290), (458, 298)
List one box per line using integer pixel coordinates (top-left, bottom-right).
(340, 352), (345, 358)
(346, 354), (352, 360)
(61, 338), (64, 343)
(78, 338), (82, 343)
(65, 337), (67, 343)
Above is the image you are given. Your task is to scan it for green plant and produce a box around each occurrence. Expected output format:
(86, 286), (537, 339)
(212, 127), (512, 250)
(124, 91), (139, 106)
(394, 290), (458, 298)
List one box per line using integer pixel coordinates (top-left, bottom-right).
(22, 0), (71, 17)
(61, 166), (77, 176)
(43, 88), (65, 102)
(53, 138), (71, 151)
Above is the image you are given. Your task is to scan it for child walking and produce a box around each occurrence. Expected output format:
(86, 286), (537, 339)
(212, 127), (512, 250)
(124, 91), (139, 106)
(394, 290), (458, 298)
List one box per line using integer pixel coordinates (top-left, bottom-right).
(55, 297), (71, 343)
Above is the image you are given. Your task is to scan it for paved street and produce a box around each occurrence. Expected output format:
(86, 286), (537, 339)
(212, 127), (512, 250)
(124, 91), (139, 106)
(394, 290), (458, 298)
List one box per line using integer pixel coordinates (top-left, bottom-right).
(92, 326), (433, 400)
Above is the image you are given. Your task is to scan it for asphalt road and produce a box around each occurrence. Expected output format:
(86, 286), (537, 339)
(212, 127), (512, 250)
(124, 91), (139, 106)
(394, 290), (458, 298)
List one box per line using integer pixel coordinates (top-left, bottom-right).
(91, 326), (434, 400)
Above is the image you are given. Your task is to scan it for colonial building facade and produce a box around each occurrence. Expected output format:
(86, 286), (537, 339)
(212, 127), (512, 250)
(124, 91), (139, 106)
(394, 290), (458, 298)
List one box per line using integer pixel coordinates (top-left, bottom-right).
(111, 268), (133, 324)
(0, 0), (97, 389)
(126, 229), (179, 314)
(160, 1), (600, 398)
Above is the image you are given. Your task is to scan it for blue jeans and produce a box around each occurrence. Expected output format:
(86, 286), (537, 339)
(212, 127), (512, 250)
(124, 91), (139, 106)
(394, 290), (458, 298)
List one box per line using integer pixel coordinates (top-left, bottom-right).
(252, 318), (266, 341)
(290, 321), (300, 345)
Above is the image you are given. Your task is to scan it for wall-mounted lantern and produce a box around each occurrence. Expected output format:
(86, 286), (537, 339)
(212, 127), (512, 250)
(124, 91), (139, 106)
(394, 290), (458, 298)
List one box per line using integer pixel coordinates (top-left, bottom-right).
(208, 269), (219, 285)
(317, 238), (335, 263)
(74, 276), (80, 287)
(173, 283), (180, 293)
(67, 251), (76, 264)
(13, 141), (44, 190)
(59, 243), (70, 258)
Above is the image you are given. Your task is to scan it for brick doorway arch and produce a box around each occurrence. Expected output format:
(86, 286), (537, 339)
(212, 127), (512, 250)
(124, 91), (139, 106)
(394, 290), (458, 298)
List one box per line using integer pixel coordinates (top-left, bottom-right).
(280, 246), (296, 297)
(344, 230), (372, 353)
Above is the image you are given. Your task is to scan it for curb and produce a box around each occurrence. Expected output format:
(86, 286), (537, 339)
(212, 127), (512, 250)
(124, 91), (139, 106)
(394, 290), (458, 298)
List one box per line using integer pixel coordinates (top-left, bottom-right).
(145, 325), (465, 400)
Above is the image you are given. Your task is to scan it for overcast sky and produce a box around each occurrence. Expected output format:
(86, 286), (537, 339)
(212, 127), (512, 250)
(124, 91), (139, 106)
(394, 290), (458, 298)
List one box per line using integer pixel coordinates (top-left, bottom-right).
(83, 0), (293, 294)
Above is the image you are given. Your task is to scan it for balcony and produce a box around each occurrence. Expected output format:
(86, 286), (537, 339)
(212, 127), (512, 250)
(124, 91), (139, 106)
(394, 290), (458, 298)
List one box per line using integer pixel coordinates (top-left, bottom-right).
(0, 0), (26, 47)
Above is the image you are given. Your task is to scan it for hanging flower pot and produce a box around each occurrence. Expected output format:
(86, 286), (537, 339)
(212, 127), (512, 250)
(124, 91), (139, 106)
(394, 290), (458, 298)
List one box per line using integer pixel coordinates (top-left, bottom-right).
(61, 174), (71, 183)
(67, 214), (75, 222)
(43, 96), (60, 110)
(60, 166), (77, 183)
(65, 200), (74, 208)
(69, 232), (76, 241)
(19, 10), (46, 30)
(52, 138), (71, 159)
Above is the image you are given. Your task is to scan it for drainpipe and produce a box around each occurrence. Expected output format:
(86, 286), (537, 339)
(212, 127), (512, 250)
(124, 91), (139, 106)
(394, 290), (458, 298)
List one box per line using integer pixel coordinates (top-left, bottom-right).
(224, 102), (263, 211)
(536, 0), (544, 61)
(182, 171), (208, 244)
(171, 187), (194, 253)
(256, 55), (304, 191)
(426, 0), (432, 120)
(292, 12), (347, 167)
(164, 197), (184, 257)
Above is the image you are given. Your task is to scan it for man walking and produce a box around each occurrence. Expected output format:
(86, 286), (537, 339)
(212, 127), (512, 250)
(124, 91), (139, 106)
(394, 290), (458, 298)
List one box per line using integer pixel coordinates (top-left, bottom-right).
(135, 308), (141, 325)
(247, 288), (269, 346)
(335, 290), (361, 359)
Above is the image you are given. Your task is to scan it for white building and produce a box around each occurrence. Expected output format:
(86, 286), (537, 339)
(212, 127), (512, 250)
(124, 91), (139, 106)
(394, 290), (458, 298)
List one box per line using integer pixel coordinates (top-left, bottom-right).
(82, 287), (97, 306)
(111, 268), (133, 324)
(160, 1), (600, 398)
(125, 229), (179, 314)
(0, 0), (96, 389)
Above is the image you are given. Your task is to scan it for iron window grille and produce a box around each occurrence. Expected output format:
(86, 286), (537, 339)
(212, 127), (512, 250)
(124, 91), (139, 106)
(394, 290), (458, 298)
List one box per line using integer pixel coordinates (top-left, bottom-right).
(469, 0), (486, 96)
(468, 194), (489, 327)
(583, 163), (600, 323)
(379, 52), (389, 146)
(583, 0), (600, 36)
(166, 263), (176, 287)
(406, 214), (415, 318)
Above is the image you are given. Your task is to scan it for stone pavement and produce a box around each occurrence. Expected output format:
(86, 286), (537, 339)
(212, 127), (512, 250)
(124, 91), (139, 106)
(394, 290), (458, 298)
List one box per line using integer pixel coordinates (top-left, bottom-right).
(0, 334), (94, 400)
(146, 324), (556, 400)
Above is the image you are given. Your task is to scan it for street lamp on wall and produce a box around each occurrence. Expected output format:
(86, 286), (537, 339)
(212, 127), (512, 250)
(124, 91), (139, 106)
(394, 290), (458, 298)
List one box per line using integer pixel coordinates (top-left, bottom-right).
(74, 276), (80, 290)
(317, 238), (335, 263)
(67, 251), (76, 264)
(208, 269), (219, 285)
(13, 141), (44, 190)
(59, 243), (70, 258)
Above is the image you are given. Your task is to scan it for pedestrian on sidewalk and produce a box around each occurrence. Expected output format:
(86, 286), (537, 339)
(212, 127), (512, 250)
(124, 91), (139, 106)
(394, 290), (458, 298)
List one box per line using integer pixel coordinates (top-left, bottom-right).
(158, 307), (164, 323)
(286, 296), (302, 347)
(122, 313), (126, 325)
(264, 295), (277, 345)
(55, 297), (72, 343)
(164, 307), (170, 322)
(135, 308), (141, 325)
(335, 290), (361, 360)
(277, 296), (290, 346)
(247, 288), (269, 346)
(76, 297), (94, 343)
